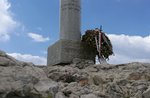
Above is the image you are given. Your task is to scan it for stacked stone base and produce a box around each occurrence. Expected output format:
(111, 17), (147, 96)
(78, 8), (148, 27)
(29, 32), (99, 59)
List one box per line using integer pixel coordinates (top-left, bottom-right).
(47, 39), (95, 66)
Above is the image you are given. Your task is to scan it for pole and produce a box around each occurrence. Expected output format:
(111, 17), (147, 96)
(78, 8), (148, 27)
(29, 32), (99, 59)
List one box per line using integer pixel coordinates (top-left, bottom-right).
(99, 29), (102, 57)
(99, 26), (107, 64)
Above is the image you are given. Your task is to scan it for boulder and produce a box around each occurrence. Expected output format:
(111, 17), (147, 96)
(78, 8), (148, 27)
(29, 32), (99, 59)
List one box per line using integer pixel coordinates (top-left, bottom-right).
(92, 75), (105, 85)
(0, 50), (6, 56)
(0, 52), (58, 98)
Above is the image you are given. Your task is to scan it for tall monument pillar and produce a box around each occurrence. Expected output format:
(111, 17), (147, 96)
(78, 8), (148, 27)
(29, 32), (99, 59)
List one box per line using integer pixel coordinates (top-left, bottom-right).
(60, 0), (81, 41)
(47, 0), (82, 65)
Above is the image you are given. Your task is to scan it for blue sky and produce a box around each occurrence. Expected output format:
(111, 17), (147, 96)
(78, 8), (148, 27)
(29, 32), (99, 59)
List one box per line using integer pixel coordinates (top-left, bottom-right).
(0, 0), (150, 65)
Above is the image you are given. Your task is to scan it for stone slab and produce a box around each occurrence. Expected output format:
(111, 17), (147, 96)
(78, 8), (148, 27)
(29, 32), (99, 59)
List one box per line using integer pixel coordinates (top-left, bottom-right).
(47, 39), (81, 66)
(47, 39), (95, 66)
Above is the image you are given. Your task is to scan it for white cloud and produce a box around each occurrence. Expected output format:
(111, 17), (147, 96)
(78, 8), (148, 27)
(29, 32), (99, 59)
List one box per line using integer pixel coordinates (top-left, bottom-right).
(0, 0), (18, 41)
(28, 33), (50, 42)
(107, 34), (150, 64)
(8, 53), (46, 65)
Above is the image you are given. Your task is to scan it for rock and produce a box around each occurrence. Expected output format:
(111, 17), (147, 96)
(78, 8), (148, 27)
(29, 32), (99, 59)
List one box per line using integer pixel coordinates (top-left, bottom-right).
(127, 72), (142, 80)
(79, 78), (89, 86)
(34, 79), (58, 97)
(73, 58), (94, 69)
(45, 66), (79, 82)
(0, 56), (19, 66)
(0, 50), (6, 56)
(85, 65), (98, 72)
(70, 93), (80, 98)
(0, 50), (23, 67)
(134, 90), (143, 98)
(0, 64), (58, 98)
(81, 94), (98, 98)
(45, 65), (90, 84)
(55, 92), (66, 98)
(106, 83), (123, 98)
(1, 50), (150, 98)
(92, 75), (105, 85)
(0, 52), (58, 98)
(142, 87), (150, 98)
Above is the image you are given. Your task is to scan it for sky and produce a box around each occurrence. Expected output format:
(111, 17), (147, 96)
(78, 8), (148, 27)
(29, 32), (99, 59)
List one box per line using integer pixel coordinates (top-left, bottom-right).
(0, 0), (150, 65)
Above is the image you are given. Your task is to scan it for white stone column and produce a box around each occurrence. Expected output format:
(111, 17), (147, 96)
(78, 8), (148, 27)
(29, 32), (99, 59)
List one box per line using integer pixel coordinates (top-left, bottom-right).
(60, 0), (81, 41)
(47, 0), (94, 66)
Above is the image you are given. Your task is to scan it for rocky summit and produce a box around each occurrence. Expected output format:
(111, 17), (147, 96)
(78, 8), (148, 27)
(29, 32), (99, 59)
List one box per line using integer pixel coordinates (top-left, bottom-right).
(0, 50), (150, 98)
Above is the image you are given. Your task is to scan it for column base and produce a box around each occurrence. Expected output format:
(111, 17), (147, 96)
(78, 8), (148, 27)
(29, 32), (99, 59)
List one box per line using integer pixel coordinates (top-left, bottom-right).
(47, 39), (95, 66)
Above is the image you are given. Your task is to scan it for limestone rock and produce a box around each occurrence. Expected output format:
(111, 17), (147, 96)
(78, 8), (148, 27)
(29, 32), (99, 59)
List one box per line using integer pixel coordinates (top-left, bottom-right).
(0, 50), (24, 67)
(55, 92), (66, 98)
(45, 65), (89, 84)
(0, 52), (58, 98)
(1, 50), (150, 98)
(73, 58), (94, 69)
(142, 87), (150, 98)
(0, 50), (6, 56)
(127, 72), (142, 80)
(43, 62), (150, 98)
(81, 94), (98, 98)
(92, 75), (105, 85)
(70, 93), (80, 98)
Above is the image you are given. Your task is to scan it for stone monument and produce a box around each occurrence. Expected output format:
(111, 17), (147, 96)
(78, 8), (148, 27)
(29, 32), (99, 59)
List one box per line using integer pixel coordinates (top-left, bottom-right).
(47, 0), (82, 65)
(60, 0), (81, 41)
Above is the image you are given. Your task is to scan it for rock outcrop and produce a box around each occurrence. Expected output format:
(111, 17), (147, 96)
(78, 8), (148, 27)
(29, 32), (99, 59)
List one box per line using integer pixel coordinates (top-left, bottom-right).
(0, 50), (150, 98)
(0, 50), (58, 98)
(44, 61), (150, 98)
